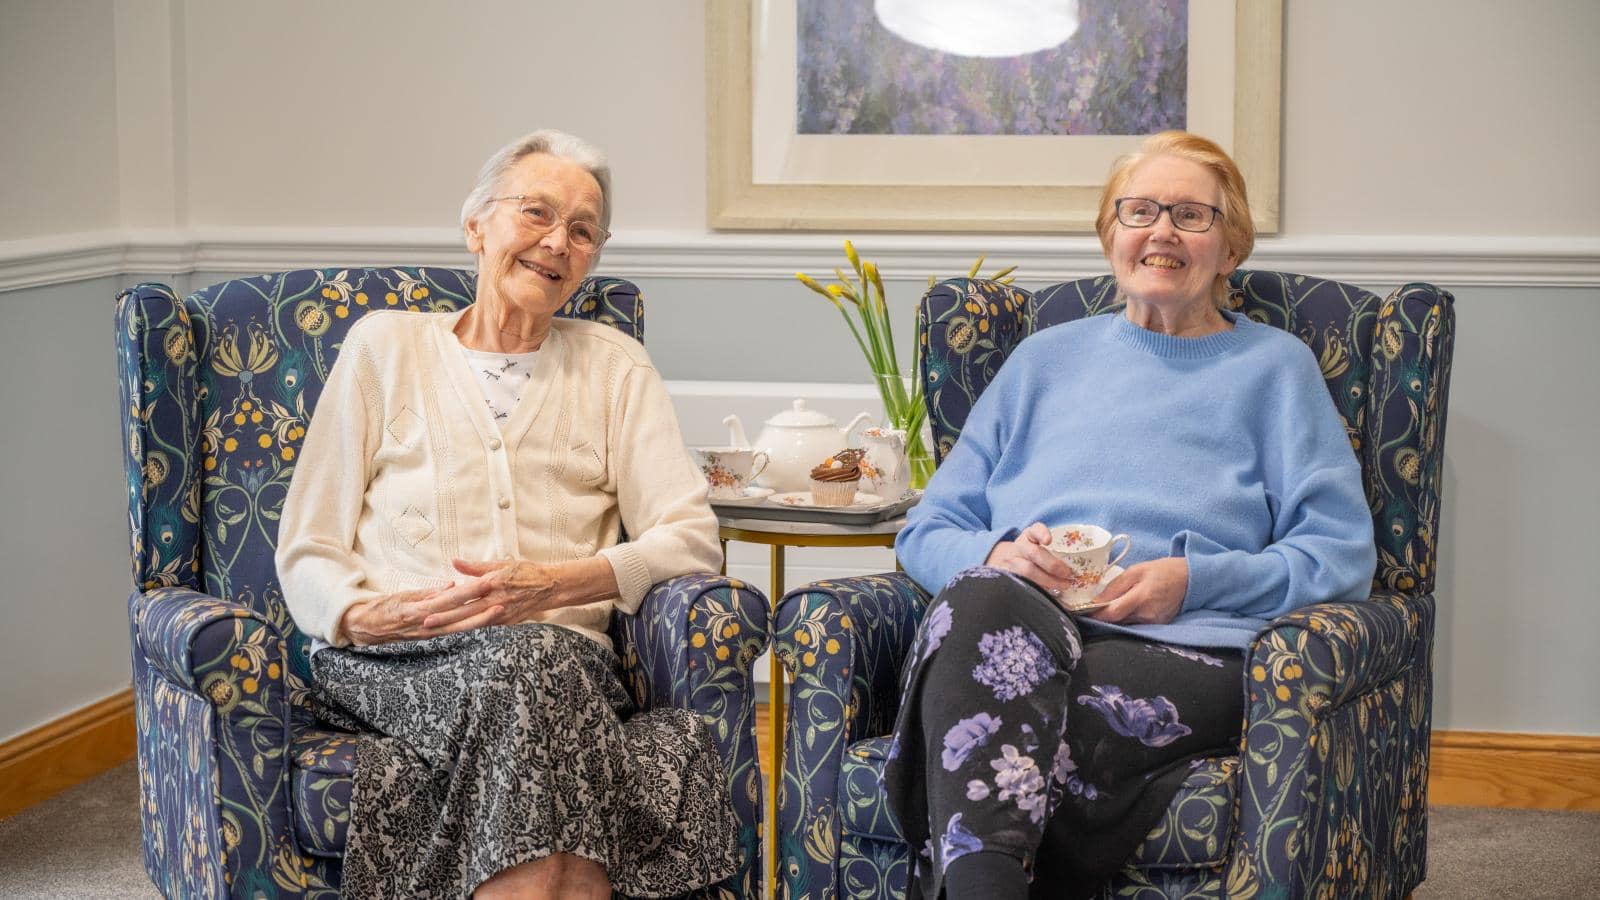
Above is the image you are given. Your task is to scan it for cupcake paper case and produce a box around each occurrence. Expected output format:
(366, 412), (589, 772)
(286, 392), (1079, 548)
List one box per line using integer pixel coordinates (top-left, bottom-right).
(810, 449), (863, 507)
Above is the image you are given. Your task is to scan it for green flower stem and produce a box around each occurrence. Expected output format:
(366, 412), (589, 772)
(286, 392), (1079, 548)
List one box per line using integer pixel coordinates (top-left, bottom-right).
(855, 282), (890, 375)
(865, 263), (903, 382)
(797, 243), (1009, 490)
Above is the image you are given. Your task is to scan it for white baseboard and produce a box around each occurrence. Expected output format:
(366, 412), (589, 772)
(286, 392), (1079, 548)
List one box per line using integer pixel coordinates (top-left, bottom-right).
(3, 227), (1597, 292)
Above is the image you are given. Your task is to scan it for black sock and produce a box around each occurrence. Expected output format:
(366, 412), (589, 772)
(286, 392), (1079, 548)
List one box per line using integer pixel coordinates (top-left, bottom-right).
(943, 850), (1027, 899)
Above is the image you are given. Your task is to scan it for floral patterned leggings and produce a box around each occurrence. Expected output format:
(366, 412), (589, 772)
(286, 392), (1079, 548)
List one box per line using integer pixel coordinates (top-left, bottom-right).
(882, 568), (1244, 899)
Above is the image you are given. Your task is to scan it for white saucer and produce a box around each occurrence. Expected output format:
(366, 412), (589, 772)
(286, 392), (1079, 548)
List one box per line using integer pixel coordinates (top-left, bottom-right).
(710, 486), (774, 505)
(769, 491), (885, 510)
(1059, 564), (1125, 612)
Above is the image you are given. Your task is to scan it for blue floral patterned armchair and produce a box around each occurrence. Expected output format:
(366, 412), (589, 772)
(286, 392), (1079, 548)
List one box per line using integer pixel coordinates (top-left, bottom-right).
(116, 268), (769, 899)
(773, 271), (1455, 899)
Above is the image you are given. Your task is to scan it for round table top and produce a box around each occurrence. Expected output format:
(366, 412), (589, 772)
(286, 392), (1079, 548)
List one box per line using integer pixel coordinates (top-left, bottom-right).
(716, 514), (907, 539)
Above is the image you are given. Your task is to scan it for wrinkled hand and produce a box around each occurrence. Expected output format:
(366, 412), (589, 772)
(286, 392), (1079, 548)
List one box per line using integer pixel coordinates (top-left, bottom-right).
(1086, 557), (1189, 625)
(984, 522), (1077, 594)
(340, 584), (502, 646)
(420, 558), (570, 630)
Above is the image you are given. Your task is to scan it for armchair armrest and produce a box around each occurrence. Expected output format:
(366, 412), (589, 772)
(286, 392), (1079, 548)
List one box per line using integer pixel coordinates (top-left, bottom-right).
(610, 572), (769, 900)
(134, 586), (292, 707)
(1229, 591), (1435, 896)
(611, 573), (770, 719)
(774, 572), (930, 745)
(773, 572), (929, 900)
(128, 586), (302, 897)
(1246, 589), (1425, 715)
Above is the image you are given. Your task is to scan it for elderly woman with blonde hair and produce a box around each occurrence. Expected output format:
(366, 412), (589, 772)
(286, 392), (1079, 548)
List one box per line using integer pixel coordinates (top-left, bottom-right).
(881, 131), (1376, 898)
(276, 130), (737, 899)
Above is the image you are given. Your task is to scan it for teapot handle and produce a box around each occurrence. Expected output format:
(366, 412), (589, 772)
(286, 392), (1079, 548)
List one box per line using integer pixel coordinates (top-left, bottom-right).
(843, 411), (874, 444)
(722, 414), (751, 449)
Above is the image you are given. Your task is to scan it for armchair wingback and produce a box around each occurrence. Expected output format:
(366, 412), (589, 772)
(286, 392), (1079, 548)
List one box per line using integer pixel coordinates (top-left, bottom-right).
(117, 268), (767, 898)
(774, 270), (1455, 899)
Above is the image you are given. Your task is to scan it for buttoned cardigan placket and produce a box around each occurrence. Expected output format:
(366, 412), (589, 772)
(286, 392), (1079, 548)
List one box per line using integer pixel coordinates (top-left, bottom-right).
(432, 311), (565, 563)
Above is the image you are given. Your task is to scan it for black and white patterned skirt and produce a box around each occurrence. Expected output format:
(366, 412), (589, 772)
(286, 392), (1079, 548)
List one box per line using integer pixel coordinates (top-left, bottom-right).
(311, 623), (740, 899)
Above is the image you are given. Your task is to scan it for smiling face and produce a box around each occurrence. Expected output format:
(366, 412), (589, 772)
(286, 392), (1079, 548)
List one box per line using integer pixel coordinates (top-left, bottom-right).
(464, 152), (604, 318)
(1107, 154), (1239, 313)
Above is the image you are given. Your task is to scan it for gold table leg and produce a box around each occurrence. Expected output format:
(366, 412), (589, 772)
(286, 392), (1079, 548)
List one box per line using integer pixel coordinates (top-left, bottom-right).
(716, 523), (896, 899)
(766, 543), (785, 900)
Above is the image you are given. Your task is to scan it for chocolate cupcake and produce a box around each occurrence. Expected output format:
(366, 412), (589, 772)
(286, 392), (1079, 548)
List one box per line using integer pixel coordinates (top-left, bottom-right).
(809, 449), (863, 507)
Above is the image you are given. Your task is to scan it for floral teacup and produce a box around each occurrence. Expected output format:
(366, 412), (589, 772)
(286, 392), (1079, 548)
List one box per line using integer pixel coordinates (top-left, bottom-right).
(1047, 524), (1132, 593)
(690, 446), (770, 500)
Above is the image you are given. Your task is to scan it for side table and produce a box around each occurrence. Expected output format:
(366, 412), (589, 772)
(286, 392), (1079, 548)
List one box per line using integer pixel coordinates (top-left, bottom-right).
(716, 513), (904, 900)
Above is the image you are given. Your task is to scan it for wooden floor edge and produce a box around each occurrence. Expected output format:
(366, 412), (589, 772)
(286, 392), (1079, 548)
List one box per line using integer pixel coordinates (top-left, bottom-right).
(0, 688), (136, 820)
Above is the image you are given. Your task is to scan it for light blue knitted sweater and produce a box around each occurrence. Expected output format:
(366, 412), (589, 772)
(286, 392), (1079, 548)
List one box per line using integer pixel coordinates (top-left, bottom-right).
(897, 310), (1377, 650)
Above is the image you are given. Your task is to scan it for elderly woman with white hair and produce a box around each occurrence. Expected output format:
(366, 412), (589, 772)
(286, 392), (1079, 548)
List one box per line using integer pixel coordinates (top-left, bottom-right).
(275, 130), (736, 899)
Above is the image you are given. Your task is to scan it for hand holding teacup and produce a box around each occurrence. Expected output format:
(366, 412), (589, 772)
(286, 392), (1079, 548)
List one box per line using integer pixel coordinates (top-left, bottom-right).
(1086, 556), (1189, 625)
(1042, 523), (1186, 623)
(983, 522), (1079, 590)
(986, 522), (1189, 623)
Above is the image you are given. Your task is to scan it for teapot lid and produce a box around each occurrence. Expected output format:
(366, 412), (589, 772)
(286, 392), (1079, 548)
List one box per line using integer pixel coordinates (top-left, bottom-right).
(765, 399), (837, 428)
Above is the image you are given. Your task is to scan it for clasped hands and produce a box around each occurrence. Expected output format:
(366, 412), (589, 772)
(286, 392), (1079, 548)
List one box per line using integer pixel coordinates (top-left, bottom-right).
(984, 522), (1188, 625)
(340, 558), (572, 646)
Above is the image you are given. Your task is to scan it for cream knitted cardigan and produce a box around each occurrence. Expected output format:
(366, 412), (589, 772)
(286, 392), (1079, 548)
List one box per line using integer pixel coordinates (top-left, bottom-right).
(275, 308), (721, 651)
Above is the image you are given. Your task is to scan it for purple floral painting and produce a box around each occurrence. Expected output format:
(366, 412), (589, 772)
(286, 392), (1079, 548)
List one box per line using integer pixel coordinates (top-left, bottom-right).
(797, 0), (1187, 136)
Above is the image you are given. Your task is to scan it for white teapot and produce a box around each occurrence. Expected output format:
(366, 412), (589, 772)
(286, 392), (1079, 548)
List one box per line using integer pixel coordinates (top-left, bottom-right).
(724, 400), (872, 492)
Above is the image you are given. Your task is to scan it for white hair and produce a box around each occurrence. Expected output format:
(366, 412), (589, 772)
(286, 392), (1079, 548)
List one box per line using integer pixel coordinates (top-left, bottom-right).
(459, 129), (613, 237)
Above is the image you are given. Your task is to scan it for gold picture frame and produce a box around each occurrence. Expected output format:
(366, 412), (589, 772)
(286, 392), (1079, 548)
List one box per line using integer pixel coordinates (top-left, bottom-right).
(706, 0), (1281, 233)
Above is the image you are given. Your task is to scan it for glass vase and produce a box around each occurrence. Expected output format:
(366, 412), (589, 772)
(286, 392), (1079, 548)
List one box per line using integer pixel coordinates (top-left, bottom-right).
(905, 429), (935, 489)
(875, 372), (935, 490)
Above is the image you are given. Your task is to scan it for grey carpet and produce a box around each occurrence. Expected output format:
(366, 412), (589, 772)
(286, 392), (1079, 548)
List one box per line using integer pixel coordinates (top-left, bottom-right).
(0, 761), (1596, 898)
(0, 762), (158, 899)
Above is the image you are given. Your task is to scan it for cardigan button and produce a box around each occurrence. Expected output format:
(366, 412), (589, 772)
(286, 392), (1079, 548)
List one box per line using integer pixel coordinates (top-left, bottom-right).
(488, 438), (502, 450)
(497, 496), (511, 509)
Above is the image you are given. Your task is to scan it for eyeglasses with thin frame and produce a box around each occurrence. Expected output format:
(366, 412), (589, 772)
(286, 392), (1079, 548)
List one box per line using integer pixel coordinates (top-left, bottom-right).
(1114, 197), (1222, 233)
(487, 195), (611, 251)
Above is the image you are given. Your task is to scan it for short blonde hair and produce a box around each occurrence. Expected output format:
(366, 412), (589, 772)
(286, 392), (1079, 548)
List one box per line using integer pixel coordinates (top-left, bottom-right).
(1095, 131), (1255, 306)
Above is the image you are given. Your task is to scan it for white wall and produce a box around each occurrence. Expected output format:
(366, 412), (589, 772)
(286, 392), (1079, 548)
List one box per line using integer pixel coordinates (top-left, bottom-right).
(179, 1), (707, 230)
(1283, 0), (1600, 236)
(0, 0), (121, 240)
(172, 0), (1600, 237)
(0, 0), (1597, 741)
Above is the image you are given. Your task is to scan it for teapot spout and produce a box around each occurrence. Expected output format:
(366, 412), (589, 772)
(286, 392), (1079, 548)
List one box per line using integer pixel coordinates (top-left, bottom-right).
(722, 414), (751, 449)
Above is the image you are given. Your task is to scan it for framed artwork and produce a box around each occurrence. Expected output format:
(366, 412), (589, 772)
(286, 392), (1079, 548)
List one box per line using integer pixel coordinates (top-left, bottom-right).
(706, 0), (1281, 233)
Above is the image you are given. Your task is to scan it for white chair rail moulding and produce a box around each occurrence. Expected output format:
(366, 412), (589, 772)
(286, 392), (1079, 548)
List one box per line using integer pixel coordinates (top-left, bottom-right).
(1, 228), (1598, 292)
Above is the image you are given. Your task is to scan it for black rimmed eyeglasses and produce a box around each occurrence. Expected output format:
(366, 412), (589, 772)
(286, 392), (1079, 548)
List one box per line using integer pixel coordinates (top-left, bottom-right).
(1114, 197), (1223, 233)
(487, 195), (611, 251)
